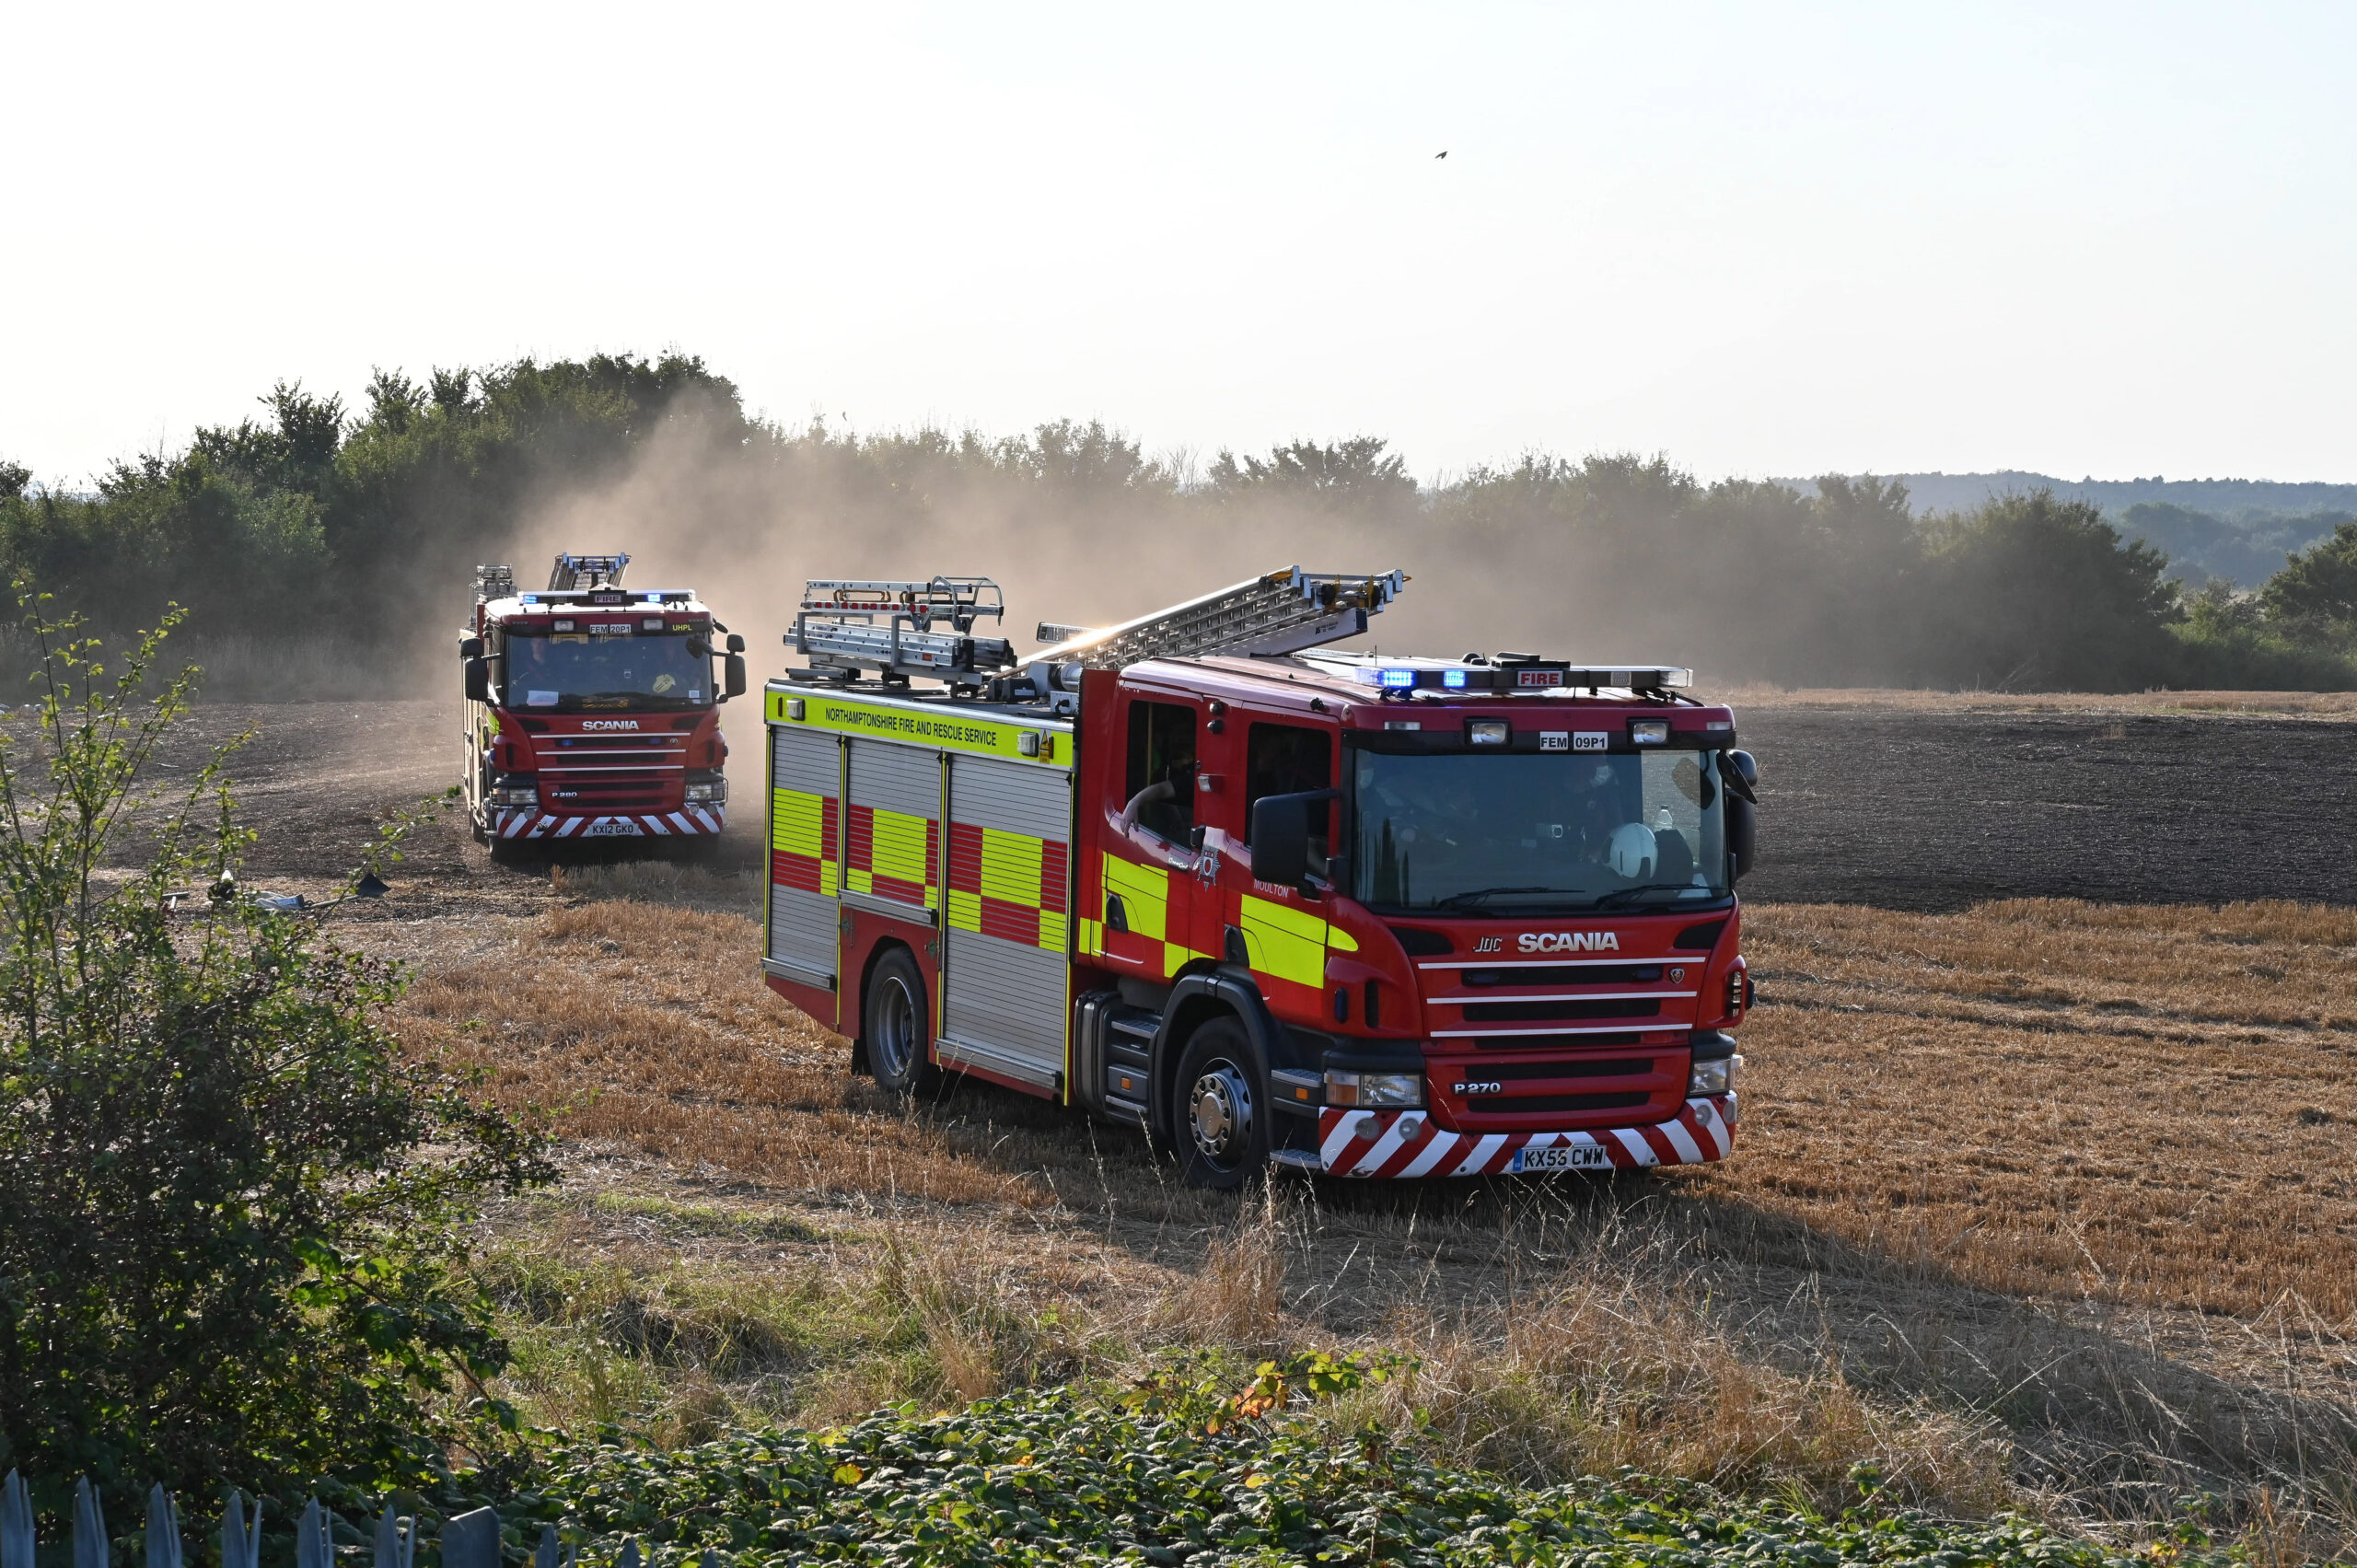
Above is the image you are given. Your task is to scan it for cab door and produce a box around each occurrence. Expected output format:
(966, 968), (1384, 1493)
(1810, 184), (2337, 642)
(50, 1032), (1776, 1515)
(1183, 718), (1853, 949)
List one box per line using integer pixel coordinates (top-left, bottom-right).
(1222, 716), (1342, 1021)
(1098, 693), (1206, 979)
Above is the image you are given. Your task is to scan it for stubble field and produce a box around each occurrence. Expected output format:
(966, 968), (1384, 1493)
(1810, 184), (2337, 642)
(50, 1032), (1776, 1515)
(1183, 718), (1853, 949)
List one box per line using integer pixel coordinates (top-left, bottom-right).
(190, 692), (2357, 1553)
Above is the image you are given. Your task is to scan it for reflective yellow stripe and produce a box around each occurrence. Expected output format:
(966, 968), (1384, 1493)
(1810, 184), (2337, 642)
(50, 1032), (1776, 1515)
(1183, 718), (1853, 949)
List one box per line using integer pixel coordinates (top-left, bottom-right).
(980, 829), (1044, 904)
(1239, 894), (1328, 987)
(870, 807), (935, 907)
(1328, 926), (1359, 953)
(772, 788), (826, 854)
(1102, 854), (1169, 942)
(947, 888), (981, 933)
(1078, 916), (1101, 955)
(1039, 910), (1067, 953)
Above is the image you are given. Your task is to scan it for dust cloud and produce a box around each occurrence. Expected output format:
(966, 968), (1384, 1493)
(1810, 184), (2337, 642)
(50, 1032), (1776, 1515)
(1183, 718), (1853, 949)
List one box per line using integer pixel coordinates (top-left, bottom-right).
(482, 390), (1682, 763)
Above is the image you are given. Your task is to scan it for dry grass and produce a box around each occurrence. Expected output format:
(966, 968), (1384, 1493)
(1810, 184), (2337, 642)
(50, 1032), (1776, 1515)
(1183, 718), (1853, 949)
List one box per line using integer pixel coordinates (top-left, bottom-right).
(1711, 686), (2357, 720)
(401, 896), (1056, 1209)
(1712, 899), (2357, 1318)
(393, 881), (2357, 1547)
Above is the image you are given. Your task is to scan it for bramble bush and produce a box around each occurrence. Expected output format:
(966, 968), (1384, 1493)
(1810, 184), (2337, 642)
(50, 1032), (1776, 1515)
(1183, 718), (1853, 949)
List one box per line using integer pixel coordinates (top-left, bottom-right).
(0, 589), (550, 1513)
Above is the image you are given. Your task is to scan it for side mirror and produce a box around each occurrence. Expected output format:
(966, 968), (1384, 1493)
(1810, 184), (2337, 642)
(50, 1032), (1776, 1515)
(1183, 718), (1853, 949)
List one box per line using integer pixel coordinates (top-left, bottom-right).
(463, 656), (492, 704)
(1723, 749), (1758, 879)
(726, 633), (746, 655)
(459, 635), (484, 660)
(724, 653), (748, 700)
(1249, 787), (1338, 889)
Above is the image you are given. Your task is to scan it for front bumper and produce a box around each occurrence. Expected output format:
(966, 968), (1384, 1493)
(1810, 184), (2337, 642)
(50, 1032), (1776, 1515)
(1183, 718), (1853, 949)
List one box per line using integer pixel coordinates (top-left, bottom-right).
(492, 806), (726, 840)
(1291, 1093), (1736, 1178)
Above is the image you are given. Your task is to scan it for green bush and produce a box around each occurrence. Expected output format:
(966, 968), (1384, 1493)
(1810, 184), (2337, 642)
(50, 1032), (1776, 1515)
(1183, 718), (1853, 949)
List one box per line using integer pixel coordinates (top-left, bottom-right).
(506, 1376), (2236, 1568)
(0, 593), (550, 1508)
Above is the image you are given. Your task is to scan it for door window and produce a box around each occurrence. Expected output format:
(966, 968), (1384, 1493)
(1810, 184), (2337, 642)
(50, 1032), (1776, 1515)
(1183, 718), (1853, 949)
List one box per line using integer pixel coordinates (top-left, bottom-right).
(1244, 722), (1333, 863)
(1122, 700), (1198, 843)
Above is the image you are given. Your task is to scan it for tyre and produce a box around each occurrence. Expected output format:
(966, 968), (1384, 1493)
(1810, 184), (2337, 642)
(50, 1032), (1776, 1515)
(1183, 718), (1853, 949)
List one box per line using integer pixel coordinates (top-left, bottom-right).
(1172, 1016), (1268, 1190)
(487, 830), (528, 865)
(864, 947), (940, 1097)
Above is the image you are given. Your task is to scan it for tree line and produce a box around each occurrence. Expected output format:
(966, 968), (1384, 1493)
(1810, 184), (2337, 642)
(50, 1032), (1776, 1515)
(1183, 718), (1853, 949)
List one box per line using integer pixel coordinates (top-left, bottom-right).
(4, 353), (2353, 692)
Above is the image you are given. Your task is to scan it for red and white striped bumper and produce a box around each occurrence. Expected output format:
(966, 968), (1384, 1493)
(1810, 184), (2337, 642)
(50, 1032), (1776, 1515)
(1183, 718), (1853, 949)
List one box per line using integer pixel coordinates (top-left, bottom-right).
(1312, 1095), (1736, 1178)
(493, 806), (726, 840)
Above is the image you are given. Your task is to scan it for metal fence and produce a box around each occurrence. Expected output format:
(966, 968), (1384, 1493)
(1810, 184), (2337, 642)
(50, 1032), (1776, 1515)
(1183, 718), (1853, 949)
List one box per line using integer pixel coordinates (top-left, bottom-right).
(0, 1472), (618, 1568)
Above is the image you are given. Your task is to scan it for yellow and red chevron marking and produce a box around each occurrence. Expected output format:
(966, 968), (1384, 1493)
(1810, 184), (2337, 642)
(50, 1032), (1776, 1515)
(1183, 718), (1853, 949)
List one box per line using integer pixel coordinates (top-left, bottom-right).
(1314, 1096), (1736, 1178)
(770, 789), (839, 894)
(847, 803), (938, 908)
(946, 822), (1068, 951)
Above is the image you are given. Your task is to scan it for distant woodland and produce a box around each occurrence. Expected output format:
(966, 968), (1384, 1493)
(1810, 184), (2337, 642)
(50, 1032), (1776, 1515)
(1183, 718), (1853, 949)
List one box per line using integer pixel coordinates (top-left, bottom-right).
(5, 354), (2354, 695)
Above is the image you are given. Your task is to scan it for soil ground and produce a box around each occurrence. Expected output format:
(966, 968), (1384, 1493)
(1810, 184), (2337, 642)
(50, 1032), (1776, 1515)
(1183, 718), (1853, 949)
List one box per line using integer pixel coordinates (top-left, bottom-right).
(177, 693), (2357, 912)
(164, 694), (2357, 1547)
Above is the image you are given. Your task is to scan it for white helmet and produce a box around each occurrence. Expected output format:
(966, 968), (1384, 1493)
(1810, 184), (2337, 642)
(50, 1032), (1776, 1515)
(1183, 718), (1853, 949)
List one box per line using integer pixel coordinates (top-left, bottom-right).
(1607, 821), (1657, 880)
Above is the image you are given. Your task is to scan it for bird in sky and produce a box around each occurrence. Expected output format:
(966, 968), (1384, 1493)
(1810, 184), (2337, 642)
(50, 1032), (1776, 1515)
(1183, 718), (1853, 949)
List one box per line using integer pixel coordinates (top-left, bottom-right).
(1435, 150), (1448, 158)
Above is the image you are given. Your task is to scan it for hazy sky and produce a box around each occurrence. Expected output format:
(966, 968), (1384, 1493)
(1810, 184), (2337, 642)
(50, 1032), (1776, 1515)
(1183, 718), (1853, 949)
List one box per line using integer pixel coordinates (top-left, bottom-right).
(7, 1), (2352, 488)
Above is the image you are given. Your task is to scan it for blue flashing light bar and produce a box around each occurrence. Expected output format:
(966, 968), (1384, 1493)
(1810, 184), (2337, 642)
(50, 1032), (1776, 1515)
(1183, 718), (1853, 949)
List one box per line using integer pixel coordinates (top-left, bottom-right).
(1379, 668), (1417, 688)
(519, 593), (540, 604)
(1443, 668), (1469, 689)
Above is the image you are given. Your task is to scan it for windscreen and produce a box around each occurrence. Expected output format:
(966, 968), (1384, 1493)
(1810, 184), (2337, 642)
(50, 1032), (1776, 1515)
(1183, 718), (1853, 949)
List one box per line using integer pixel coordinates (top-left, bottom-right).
(503, 630), (711, 712)
(1351, 748), (1732, 913)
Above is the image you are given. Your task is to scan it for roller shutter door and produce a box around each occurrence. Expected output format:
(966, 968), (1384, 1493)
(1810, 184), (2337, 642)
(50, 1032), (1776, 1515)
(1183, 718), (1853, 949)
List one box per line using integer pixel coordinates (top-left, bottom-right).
(844, 738), (941, 916)
(941, 757), (1074, 1089)
(767, 726), (842, 991)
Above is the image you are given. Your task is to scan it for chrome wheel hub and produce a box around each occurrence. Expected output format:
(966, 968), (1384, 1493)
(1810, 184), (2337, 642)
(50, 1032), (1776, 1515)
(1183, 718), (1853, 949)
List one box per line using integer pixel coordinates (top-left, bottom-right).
(1190, 1064), (1254, 1162)
(874, 980), (916, 1077)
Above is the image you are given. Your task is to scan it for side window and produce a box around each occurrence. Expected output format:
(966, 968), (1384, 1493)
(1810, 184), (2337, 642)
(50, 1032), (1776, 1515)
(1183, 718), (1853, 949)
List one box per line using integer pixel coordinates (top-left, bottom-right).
(1122, 700), (1198, 843)
(1244, 722), (1333, 861)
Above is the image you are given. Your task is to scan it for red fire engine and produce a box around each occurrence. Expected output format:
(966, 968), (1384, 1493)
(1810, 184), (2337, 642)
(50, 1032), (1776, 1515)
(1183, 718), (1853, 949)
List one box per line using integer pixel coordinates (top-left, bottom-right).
(760, 567), (1757, 1186)
(461, 553), (748, 858)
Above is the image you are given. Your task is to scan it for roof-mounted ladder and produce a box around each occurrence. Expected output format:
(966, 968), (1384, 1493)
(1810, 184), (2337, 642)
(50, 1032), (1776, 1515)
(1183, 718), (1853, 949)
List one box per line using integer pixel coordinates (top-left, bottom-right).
(549, 552), (630, 591)
(792, 576), (1015, 687)
(1030, 566), (1407, 669)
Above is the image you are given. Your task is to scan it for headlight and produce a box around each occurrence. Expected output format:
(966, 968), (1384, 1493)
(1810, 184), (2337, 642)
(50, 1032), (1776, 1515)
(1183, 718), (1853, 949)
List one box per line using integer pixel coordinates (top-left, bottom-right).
(1688, 1052), (1742, 1097)
(1325, 1068), (1424, 1108)
(491, 775), (539, 807)
(684, 779), (728, 803)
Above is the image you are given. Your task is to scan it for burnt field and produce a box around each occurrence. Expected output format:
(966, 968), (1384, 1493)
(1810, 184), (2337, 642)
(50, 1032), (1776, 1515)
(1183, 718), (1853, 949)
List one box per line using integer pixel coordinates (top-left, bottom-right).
(179, 695), (2357, 910)
(1738, 701), (2357, 910)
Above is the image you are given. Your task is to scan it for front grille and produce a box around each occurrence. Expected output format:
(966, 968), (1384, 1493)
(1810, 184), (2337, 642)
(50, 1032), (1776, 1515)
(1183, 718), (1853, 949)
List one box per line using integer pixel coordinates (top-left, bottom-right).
(1466, 1057), (1655, 1082)
(1462, 998), (1661, 1023)
(1468, 1090), (1652, 1114)
(546, 770), (672, 810)
(1473, 1030), (1647, 1050)
(549, 734), (679, 750)
(1463, 964), (1664, 986)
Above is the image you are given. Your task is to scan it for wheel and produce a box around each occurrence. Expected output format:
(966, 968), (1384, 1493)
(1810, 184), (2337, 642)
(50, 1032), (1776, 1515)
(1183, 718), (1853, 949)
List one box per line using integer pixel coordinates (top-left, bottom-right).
(1172, 1016), (1269, 1190)
(864, 947), (939, 1097)
(487, 830), (527, 865)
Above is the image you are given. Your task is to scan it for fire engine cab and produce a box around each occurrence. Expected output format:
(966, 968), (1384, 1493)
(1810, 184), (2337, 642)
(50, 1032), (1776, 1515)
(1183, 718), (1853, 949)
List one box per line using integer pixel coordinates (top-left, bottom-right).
(461, 553), (748, 857)
(760, 567), (1757, 1186)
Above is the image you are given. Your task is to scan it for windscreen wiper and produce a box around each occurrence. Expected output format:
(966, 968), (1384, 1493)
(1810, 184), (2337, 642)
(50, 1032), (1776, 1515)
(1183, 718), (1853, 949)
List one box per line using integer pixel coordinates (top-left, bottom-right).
(1590, 883), (1724, 909)
(1431, 886), (1565, 911)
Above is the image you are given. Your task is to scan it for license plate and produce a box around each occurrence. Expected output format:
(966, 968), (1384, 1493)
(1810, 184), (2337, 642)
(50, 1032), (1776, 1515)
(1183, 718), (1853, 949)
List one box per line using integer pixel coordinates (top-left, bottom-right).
(582, 819), (643, 837)
(1512, 1143), (1612, 1173)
